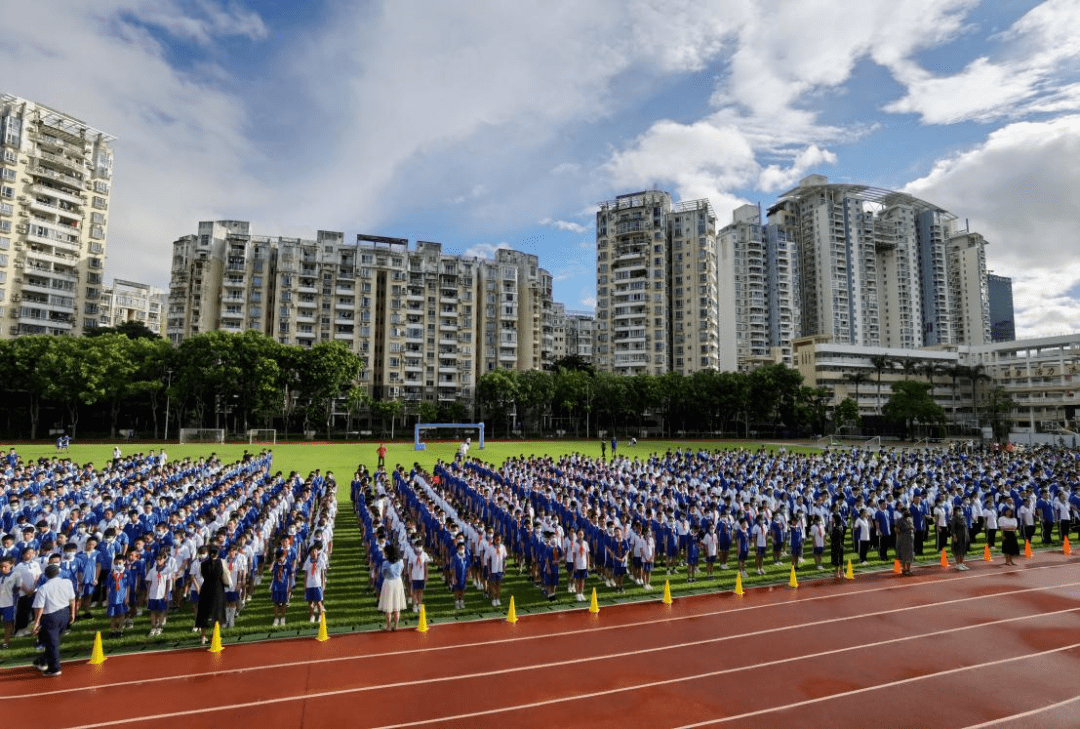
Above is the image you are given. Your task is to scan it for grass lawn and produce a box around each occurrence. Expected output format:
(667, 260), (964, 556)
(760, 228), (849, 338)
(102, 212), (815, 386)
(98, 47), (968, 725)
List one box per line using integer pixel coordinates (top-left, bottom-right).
(0, 438), (1031, 665)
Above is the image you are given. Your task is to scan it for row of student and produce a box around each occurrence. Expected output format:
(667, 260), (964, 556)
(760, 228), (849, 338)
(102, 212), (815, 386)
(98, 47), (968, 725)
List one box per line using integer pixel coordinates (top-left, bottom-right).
(2, 457), (335, 645)
(450, 448), (1079, 564)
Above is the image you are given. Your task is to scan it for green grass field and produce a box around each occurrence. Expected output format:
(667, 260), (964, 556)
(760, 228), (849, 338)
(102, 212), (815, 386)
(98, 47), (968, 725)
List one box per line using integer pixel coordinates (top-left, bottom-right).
(0, 438), (1029, 665)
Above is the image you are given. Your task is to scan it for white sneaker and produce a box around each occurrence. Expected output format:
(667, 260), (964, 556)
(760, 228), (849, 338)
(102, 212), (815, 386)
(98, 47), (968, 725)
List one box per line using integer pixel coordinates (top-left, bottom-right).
(310, 615), (316, 623)
(720, 564), (728, 570)
(817, 565), (825, 571)
(136, 608), (144, 617)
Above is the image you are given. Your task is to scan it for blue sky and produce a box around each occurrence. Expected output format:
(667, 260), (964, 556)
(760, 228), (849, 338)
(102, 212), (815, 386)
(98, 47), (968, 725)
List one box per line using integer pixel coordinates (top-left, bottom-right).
(5, 0), (1080, 336)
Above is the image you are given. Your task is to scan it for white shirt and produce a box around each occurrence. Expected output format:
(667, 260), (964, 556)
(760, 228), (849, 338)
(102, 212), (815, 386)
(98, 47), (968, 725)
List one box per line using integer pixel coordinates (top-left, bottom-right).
(0, 571), (16, 609)
(31, 576), (75, 614)
(573, 540), (589, 570)
(409, 550), (430, 581)
(145, 564), (173, 600)
(486, 543), (507, 574)
(13, 560), (41, 595)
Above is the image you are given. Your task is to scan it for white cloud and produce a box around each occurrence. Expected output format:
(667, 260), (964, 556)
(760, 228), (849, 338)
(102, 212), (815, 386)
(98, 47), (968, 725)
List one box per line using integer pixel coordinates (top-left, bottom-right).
(905, 115), (1080, 337)
(580, 293), (597, 309)
(540, 218), (591, 234)
(757, 144), (838, 192)
(885, 0), (1080, 123)
(1, 1), (270, 288)
(461, 242), (511, 259)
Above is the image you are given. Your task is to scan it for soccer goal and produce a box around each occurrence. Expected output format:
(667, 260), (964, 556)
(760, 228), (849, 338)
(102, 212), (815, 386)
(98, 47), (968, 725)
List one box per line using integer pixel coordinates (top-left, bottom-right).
(414, 422), (485, 451)
(178, 428), (225, 445)
(248, 429), (277, 445)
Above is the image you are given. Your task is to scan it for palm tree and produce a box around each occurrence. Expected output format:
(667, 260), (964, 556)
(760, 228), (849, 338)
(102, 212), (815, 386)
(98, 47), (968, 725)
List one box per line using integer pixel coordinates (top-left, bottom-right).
(967, 363), (991, 428)
(899, 358), (919, 379)
(869, 355), (894, 414)
(945, 364), (967, 425)
(843, 372), (871, 420)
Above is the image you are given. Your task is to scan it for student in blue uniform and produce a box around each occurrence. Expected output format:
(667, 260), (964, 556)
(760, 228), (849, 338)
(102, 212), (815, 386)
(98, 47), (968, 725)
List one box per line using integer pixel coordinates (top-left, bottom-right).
(685, 530), (700, 583)
(105, 555), (130, 638)
(451, 540), (469, 611)
(269, 548), (293, 627)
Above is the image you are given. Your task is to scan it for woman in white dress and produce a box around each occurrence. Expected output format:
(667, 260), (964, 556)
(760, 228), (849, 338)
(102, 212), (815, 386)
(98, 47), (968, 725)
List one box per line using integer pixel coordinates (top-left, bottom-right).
(378, 543), (407, 631)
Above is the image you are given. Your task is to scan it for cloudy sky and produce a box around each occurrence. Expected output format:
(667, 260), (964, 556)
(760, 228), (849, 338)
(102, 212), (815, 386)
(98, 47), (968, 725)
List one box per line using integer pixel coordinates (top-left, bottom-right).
(5, 0), (1080, 337)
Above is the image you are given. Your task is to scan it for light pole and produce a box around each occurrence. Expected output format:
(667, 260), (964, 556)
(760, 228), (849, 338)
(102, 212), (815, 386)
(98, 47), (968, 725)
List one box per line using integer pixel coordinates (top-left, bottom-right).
(163, 368), (174, 442)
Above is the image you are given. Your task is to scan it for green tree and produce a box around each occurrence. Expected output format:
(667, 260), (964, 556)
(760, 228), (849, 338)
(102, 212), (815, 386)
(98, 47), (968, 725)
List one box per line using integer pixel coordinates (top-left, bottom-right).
(843, 371), (871, 413)
(417, 400), (439, 424)
(883, 380), (946, 439)
(85, 320), (160, 340)
(1, 336), (55, 439)
(835, 397), (861, 434)
(516, 369), (554, 437)
(984, 386), (1015, 442)
(297, 341), (365, 439)
(370, 398), (404, 439)
(477, 369), (519, 437)
(38, 337), (107, 438)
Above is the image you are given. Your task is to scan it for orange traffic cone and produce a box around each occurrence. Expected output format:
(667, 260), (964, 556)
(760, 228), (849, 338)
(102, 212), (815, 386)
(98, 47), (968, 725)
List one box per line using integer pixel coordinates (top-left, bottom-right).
(1064, 536), (1072, 556)
(892, 559), (902, 574)
(1024, 540), (1033, 558)
(984, 543), (992, 562)
(940, 549), (949, 568)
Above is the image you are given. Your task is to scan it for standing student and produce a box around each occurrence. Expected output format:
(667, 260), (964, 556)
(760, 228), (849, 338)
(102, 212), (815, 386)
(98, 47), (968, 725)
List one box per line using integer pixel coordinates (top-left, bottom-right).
(736, 518), (750, 578)
(269, 549), (293, 626)
(751, 515), (768, 576)
(983, 497), (999, 549)
(451, 540), (470, 610)
(223, 544), (246, 628)
(854, 509), (871, 565)
(144, 552), (173, 636)
(31, 564), (76, 677)
(702, 524), (718, 579)
(875, 500), (893, 562)
(0, 558), (15, 649)
(376, 444), (387, 469)
(12, 547), (41, 637)
(408, 540), (429, 612)
(640, 527), (655, 591)
(934, 498), (950, 552)
(610, 436), (617, 459)
(105, 555), (130, 638)
(684, 530), (699, 583)
(600, 439), (606, 460)
(301, 545), (326, 624)
(573, 529), (589, 602)
(486, 534), (508, 607)
(809, 515), (826, 571)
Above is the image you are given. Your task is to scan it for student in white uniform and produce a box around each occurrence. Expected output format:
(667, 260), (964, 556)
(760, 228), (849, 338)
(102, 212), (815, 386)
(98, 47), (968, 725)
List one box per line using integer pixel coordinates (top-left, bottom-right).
(144, 552), (173, 636)
(485, 534), (508, 607)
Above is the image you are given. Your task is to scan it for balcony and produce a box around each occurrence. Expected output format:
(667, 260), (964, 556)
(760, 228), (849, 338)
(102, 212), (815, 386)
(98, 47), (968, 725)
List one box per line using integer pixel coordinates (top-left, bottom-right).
(30, 164), (83, 191)
(31, 183), (83, 206)
(35, 149), (84, 174)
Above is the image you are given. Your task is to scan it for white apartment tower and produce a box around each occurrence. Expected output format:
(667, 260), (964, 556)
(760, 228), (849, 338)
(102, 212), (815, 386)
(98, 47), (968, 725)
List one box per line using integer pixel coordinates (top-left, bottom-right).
(768, 175), (989, 350)
(167, 223), (553, 406)
(99, 279), (165, 334)
(595, 191), (720, 375)
(0, 94), (113, 336)
(718, 204), (800, 370)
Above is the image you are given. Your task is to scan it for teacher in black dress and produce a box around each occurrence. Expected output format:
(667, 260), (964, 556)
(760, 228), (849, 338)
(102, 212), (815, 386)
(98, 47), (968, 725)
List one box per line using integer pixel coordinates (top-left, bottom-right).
(195, 546), (227, 645)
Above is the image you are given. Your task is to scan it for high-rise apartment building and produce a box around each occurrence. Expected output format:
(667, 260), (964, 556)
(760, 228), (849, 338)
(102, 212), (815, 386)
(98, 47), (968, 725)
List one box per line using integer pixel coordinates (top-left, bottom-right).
(595, 191), (720, 375)
(987, 273), (1015, 342)
(767, 175), (990, 350)
(99, 279), (166, 334)
(718, 204), (800, 370)
(0, 94), (114, 337)
(167, 222), (553, 406)
(564, 310), (595, 363)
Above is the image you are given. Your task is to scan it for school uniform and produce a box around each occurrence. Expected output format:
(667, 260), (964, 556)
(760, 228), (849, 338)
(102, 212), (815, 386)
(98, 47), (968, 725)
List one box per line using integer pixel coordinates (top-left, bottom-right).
(105, 568), (131, 617)
(269, 560), (293, 606)
(145, 564), (172, 613)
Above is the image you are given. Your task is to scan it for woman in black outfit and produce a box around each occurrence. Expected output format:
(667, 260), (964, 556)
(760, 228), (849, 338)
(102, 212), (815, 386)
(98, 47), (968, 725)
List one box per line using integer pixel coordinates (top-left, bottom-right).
(830, 513), (846, 578)
(195, 545), (227, 645)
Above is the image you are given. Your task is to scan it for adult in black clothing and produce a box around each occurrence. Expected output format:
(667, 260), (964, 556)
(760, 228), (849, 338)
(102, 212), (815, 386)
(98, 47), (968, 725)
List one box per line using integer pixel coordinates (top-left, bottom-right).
(829, 514), (845, 578)
(195, 546), (227, 645)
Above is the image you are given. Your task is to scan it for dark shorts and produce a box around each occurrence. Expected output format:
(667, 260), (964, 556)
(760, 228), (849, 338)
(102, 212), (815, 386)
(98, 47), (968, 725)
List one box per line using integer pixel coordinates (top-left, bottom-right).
(271, 587), (290, 605)
(0, 606), (14, 622)
(574, 569), (588, 581)
(411, 579), (426, 591)
(305, 587), (323, 603)
(107, 604), (127, 617)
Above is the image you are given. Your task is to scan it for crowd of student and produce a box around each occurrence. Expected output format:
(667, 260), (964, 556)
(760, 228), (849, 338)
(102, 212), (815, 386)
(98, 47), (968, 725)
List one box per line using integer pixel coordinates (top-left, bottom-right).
(353, 444), (1080, 612)
(0, 447), (337, 662)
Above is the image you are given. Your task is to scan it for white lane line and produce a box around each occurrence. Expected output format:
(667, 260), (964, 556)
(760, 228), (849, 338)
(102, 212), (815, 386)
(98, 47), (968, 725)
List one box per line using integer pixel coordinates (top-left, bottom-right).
(9, 561), (1078, 700)
(673, 642), (1080, 728)
(64, 605), (1080, 728)
(959, 694), (1080, 728)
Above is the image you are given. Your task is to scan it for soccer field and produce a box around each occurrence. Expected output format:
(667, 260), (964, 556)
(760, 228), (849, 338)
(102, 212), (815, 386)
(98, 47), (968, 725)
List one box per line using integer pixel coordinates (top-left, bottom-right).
(0, 438), (975, 664)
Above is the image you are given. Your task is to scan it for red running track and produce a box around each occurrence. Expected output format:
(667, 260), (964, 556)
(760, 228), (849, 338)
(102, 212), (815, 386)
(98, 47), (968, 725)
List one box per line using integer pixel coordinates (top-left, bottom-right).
(2, 556), (1079, 729)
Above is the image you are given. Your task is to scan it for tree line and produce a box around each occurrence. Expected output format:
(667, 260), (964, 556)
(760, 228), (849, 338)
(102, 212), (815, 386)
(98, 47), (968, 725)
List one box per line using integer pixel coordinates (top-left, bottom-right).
(0, 329), (364, 441)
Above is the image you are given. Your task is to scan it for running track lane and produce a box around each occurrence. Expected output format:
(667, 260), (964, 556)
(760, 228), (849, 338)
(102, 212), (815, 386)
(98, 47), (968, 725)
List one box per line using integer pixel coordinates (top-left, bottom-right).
(2, 556), (1078, 729)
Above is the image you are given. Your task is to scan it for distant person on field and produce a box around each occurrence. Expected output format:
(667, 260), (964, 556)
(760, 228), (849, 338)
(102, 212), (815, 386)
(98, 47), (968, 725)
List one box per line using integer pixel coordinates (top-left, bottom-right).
(600, 439), (606, 460)
(377, 443), (386, 469)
